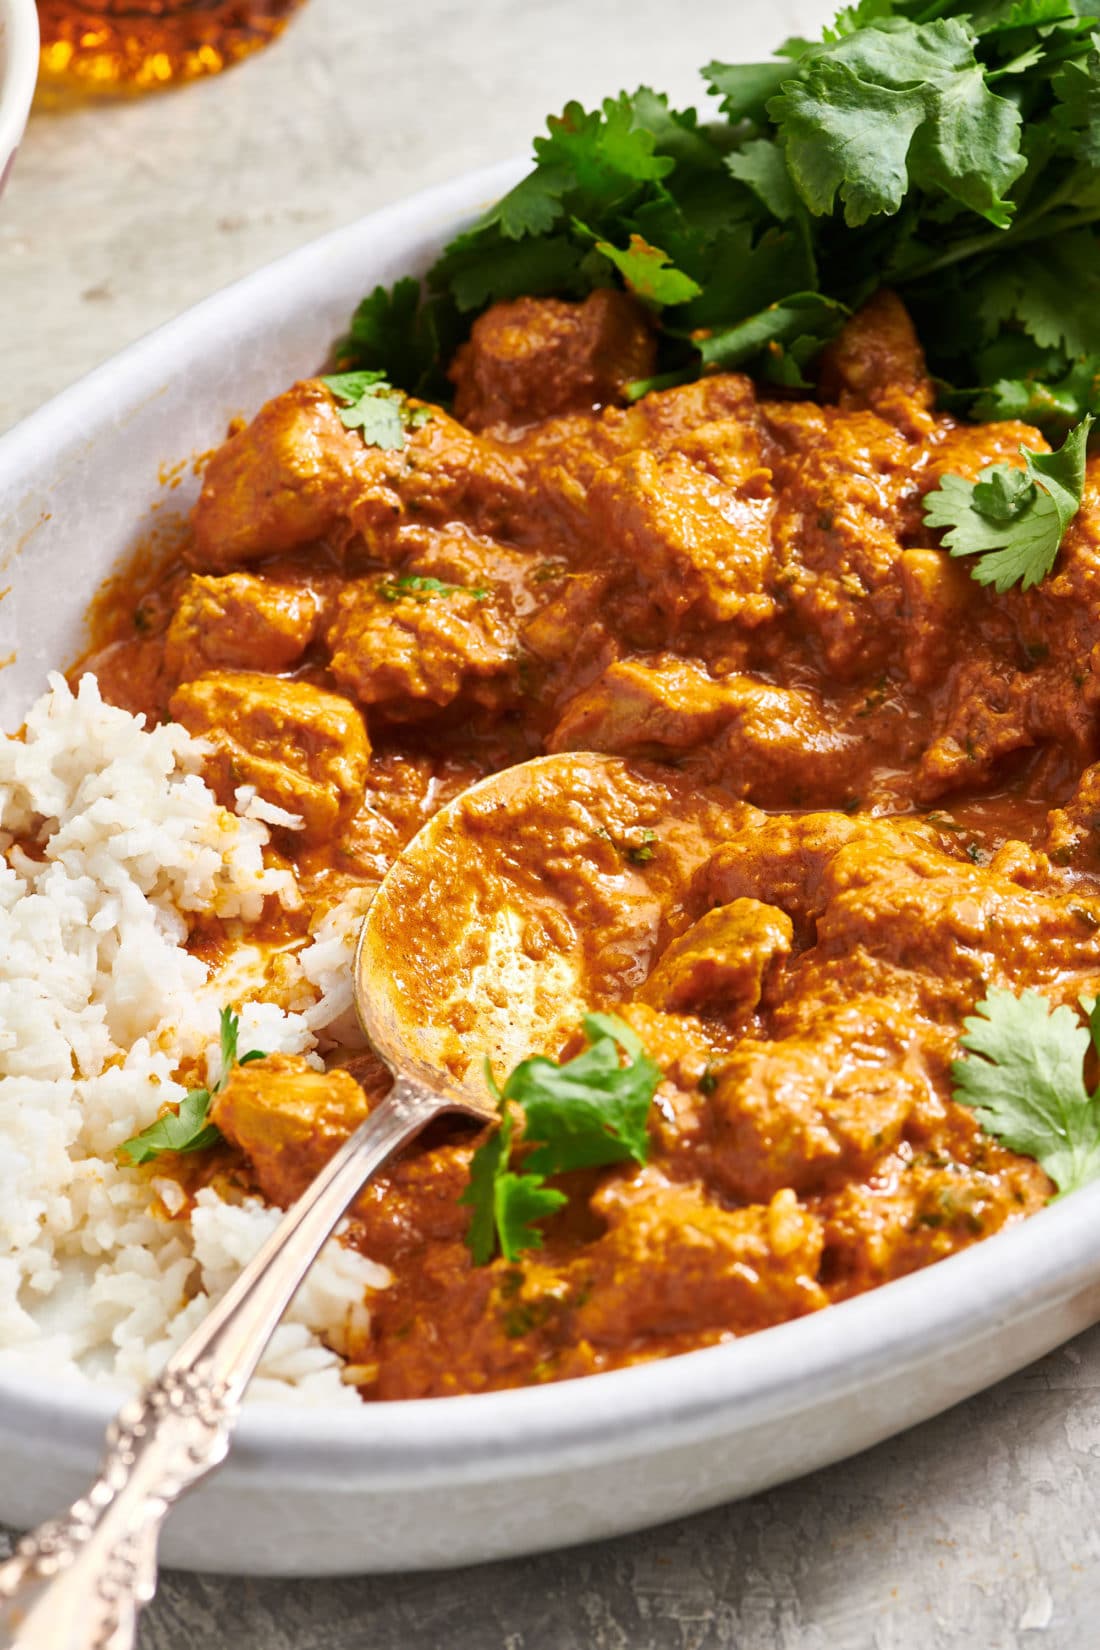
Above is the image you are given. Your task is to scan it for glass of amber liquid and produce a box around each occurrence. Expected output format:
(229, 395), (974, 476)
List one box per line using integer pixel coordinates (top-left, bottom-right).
(36, 0), (307, 95)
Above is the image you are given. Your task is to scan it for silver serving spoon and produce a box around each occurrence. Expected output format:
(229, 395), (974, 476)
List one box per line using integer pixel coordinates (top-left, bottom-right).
(0, 750), (725, 1649)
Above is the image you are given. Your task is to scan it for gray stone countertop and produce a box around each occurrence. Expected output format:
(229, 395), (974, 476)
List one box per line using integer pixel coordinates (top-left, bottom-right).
(4, 0), (1100, 1642)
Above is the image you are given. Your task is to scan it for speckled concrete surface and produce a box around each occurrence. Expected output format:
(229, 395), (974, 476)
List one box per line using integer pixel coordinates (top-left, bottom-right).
(4, 0), (1100, 1642)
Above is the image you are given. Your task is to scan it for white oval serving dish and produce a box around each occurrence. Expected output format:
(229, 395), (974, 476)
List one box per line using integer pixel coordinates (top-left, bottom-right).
(2, 160), (1100, 1576)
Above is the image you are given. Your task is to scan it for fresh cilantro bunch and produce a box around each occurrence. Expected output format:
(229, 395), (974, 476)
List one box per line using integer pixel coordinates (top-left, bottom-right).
(118, 1008), (266, 1166)
(953, 987), (1100, 1197)
(342, 88), (845, 398)
(923, 414), (1093, 590)
(321, 370), (432, 451)
(339, 3), (1100, 435)
(462, 1013), (661, 1264)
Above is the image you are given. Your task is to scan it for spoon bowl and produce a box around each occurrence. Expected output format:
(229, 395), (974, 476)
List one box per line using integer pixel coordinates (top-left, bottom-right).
(355, 749), (736, 1105)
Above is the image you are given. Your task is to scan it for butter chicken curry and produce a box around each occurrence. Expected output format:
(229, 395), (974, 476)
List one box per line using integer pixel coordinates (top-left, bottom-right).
(81, 288), (1100, 1399)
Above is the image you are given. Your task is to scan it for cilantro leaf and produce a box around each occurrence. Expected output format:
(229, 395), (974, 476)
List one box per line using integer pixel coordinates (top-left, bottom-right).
(697, 291), (847, 381)
(117, 1088), (221, 1166)
(462, 1013), (660, 1264)
(323, 368), (387, 397)
(702, 58), (796, 123)
(474, 165), (572, 240)
(341, 279), (426, 386)
(590, 232), (702, 307)
(460, 1104), (512, 1266)
(628, 291), (847, 401)
(218, 1002), (243, 1073)
(460, 1096), (568, 1265)
(725, 139), (803, 222)
(922, 415), (1093, 591)
(624, 87), (724, 173)
(534, 95), (676, 200)
(822, 0), (897, 39)
(337, 396), (406, 451)
(340, 280), (464, 401)
(492, 1175), (570, 1263)
(1052, 34), (1100, 168)
(975, 233), (1100, 361)
(970, 2), (1094, 33)
(773, 61), (927, 226)
(952, 987), (1100, 1197)
(971, 466), (1037, 521)
(1024, 416), (1093, 518)
(435, 233), (582, 314)
(970, 357), (1100, 436)
(321, 371), (422, 451)
(344, 280), (419, 363)
(504, 1012), (660, 1176)
(593, 824), (658, 864)
(769, 20), (1026, 229)
(672, 224), (817, 331)
(118, 1008), (266, 1166)
(627, 828), (657, 865)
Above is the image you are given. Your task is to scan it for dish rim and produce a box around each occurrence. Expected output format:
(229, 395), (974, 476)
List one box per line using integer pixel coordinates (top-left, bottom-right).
(2, 156), (1099, 1490)
(3, 1184), (1099, 1482)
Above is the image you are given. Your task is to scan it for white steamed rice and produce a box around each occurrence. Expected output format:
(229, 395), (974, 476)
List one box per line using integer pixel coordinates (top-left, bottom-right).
(0, 673), (390, 1404)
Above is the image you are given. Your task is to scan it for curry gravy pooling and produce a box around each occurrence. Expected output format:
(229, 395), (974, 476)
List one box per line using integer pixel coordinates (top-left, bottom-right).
(77, 287), (1100, 1398)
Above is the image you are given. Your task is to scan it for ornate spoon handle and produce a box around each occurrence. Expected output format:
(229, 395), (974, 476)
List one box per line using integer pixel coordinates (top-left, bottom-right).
(0, 1078), (440, 1650)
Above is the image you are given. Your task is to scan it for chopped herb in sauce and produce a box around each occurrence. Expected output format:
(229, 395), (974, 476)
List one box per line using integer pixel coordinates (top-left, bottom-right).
(626, 828), (657, 865)
(595, 824), (659, 865)
(377, 574), (489, 603)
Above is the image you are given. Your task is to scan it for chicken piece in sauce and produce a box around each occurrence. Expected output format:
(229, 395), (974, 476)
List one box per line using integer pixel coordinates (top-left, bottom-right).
(325, 576), (519, 720)
(165, 572), (319, 681)
(450, 287), (656, 431)
(212, 1054), (372, 1204)
(169, 671), (370, 840)
(190, 381), (529, 570)
(637, 898), (793, 1019)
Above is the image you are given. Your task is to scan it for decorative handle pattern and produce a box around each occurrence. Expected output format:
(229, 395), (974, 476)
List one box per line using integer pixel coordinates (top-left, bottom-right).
(0, 1075), (444, 1649)
(0, 1367), (235, 1650)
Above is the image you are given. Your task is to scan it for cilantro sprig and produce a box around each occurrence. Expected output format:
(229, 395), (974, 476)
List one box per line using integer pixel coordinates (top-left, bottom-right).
(321, 371), (432, 452)
(461, 1013), (661, 1264)
(338, 6), (1100, 437)
(118, 1008), (266, 1166)
(461, 1103), (568, 1268)
(923, 415), (1093, 592)
(952, 987), (1100, 1197)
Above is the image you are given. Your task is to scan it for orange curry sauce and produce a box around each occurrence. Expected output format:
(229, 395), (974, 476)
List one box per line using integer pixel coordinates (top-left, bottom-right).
(77, 288), (1100, 1399)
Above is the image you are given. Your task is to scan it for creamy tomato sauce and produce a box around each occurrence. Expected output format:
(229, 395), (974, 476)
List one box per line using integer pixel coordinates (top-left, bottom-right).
(78, 287), (1100, 1398)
